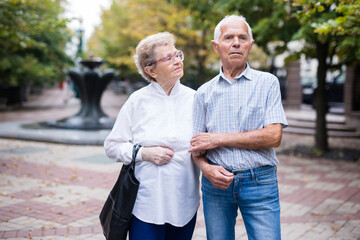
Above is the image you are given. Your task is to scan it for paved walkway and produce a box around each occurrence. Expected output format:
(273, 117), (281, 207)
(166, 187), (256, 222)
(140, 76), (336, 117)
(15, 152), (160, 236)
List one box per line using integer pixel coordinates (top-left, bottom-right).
(0, 88), (360, 239)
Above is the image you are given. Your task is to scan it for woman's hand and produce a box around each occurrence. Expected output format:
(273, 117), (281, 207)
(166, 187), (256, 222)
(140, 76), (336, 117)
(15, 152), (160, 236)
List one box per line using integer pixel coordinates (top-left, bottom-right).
(141, 146), (174, 166)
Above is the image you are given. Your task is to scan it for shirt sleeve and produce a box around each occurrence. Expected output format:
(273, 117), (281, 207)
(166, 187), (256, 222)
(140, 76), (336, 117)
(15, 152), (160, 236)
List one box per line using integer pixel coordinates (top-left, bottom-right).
(264, 76), (288, 128)
(193, 90), (207, 135)
(104, 99), (143, 164)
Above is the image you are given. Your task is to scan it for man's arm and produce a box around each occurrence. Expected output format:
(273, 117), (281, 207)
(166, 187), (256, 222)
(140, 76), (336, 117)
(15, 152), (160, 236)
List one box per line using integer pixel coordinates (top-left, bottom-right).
(189, 123), (283, 152)
(192, 154), (234, 190)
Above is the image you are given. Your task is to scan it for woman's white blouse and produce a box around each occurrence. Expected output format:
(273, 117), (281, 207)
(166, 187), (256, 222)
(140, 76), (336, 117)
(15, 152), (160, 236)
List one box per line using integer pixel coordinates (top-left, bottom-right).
(104, 80), (200, 227)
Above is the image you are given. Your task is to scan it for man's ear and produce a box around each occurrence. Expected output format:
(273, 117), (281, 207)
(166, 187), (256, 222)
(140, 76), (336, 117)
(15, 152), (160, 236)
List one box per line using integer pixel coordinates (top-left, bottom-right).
(144, 66), (157, 79)
(211, 40), (219, 54)
(250, 39), (255, 50)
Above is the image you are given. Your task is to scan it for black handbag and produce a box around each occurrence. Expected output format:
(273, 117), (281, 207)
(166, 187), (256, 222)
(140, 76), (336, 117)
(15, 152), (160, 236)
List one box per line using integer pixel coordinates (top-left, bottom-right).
(100, 144), (142, 240)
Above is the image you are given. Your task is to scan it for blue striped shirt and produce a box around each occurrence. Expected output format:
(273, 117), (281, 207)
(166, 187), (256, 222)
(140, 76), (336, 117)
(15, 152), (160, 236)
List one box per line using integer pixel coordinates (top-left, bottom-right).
(193, 64), (288, 170)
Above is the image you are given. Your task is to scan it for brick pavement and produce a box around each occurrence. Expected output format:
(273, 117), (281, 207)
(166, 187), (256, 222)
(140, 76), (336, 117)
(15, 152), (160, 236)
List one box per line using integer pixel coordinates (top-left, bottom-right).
(0, 88), (360, 239)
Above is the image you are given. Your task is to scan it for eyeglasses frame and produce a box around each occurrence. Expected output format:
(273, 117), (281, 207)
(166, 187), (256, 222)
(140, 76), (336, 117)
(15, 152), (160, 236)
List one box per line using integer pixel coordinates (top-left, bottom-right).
(147, 50), (184, 66)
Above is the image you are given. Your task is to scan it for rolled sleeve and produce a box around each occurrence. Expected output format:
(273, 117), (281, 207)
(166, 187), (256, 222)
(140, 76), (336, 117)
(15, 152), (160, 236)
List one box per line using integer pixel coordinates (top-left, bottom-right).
(193, 91), (207, 135)
(264, 77), (288, 128)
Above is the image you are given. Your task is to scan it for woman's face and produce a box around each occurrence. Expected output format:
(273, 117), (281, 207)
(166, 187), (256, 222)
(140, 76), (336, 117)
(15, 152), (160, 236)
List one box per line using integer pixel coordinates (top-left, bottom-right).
(148, 44), (184, 84)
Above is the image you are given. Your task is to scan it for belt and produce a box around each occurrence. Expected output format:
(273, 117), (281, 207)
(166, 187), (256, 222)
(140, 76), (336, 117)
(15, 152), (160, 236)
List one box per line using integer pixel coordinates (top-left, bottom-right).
(207, 159), (276, 175)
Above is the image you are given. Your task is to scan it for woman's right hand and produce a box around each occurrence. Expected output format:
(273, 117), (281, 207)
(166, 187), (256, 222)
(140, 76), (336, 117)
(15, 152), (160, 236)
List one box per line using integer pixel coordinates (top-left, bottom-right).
(141, 146), (174, 166)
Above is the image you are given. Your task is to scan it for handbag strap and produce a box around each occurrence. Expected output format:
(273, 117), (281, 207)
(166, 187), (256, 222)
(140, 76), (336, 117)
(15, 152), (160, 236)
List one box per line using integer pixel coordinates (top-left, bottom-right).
(131, 144), (142, 168)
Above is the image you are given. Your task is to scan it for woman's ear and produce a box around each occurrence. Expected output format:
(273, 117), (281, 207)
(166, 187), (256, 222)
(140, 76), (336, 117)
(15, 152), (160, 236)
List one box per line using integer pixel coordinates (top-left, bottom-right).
(144, 66), (157, 79)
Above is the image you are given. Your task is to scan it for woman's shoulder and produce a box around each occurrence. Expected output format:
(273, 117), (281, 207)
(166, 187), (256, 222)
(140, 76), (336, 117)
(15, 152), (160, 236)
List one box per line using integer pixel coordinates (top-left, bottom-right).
(179, 83), (196, 93)
(127, 83), (151, 101)
(178, 83), (196, 98)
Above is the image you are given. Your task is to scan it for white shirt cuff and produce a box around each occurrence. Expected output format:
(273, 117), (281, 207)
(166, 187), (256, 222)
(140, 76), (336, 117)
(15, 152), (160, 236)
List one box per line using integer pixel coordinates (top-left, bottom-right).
(135, 146), (143, 161)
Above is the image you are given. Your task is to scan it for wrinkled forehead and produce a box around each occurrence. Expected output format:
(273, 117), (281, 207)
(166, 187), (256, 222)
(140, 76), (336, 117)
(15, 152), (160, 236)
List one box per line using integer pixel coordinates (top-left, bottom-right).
(220, 21), (249, 36)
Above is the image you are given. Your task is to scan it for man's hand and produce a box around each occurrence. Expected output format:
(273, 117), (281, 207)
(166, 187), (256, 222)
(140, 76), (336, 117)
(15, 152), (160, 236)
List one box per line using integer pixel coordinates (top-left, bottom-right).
(202, 163), (234, 190)
(141, 146), (174, 166)
(189, 133), (221, 152)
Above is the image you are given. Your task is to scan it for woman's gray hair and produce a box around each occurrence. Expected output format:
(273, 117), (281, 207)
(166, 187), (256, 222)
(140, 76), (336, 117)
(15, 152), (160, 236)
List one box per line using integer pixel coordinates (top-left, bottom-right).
(134, 32), (176, 82)
(213, 15), (253, 43)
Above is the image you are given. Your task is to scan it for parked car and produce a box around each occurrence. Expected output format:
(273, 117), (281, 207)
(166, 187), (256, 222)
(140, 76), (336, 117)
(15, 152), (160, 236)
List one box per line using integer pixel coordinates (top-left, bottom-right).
(302, 73), (345, 107)
(301, 77), (316, 105)
(325, 73), (345, 104)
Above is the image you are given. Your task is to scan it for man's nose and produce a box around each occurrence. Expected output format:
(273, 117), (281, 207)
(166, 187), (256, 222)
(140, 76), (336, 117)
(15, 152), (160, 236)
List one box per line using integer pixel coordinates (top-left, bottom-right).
(232, 37), (240, 47)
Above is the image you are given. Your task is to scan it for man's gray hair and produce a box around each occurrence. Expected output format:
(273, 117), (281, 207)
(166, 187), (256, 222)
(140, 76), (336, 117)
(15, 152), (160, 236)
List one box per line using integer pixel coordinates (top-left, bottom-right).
(213, 15), (253, 43)
(134, 32), (176, 82)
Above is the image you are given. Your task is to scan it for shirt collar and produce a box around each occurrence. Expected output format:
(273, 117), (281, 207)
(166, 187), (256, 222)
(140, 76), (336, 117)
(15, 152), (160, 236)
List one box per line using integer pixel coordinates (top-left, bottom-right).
(150, 79), (181, 96)
(219, 63), (252, 83)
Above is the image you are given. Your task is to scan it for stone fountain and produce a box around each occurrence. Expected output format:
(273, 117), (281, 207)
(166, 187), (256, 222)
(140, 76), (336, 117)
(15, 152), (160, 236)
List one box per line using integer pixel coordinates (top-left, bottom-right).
(46, 58), (115, 130)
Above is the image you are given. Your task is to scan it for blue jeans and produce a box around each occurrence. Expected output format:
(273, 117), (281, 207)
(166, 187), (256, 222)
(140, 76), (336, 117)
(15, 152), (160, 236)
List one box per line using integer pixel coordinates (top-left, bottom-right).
(202, 165), (281, 240)
(129, 214), (196, 240)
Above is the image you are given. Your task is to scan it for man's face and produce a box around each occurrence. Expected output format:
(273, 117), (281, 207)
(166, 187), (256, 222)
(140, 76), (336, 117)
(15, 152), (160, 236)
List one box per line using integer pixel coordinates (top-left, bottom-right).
(211, 20), (254, 69)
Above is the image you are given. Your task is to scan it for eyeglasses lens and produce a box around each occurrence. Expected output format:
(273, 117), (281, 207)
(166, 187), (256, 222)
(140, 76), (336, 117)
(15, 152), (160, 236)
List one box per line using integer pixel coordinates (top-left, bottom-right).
(174, 50), (184, 62)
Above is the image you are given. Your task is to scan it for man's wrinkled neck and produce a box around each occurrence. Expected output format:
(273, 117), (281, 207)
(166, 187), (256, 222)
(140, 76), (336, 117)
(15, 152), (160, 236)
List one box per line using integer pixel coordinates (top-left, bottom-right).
(222, 64), (246, 82)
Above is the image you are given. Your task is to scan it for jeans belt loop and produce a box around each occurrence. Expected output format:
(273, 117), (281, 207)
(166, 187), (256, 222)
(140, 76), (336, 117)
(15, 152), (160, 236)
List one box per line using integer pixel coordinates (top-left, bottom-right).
(250, 168), (255, 182)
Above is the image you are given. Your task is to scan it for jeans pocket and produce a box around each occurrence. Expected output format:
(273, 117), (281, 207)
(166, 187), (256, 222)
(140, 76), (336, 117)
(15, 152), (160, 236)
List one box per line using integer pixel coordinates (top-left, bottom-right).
(255, 169), (278, 185)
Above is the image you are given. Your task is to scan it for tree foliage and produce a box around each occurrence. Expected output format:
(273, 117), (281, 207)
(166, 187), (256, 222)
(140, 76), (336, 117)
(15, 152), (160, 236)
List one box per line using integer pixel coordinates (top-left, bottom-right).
(88, 0), (220, 85)
(89, 0), (280, 85)
(170, 0), (300, 56)
(171, 0), (359, 152)
(290, 0), (360, 65)
(286, 0), (360, 151)
(0, 0), (73, 87)
(308, 0), (360, 65)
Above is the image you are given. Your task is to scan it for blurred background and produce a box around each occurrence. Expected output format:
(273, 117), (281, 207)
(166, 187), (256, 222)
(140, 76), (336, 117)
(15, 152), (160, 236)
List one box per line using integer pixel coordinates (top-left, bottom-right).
(0, 0), (359, 152)
(0, 1), (360, 239)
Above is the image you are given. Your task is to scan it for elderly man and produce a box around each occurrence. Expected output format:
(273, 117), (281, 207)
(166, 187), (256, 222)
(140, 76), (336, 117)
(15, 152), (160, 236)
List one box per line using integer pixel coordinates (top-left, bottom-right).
(189, 15), (288, 240)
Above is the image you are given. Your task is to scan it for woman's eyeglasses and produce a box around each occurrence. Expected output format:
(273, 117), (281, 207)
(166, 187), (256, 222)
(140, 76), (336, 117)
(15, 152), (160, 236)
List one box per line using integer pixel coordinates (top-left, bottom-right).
(148, 50), (184, 66)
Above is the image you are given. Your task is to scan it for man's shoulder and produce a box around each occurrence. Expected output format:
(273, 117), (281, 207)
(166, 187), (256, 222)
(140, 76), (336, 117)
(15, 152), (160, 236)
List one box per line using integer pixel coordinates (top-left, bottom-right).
(248, 68), (277, 82)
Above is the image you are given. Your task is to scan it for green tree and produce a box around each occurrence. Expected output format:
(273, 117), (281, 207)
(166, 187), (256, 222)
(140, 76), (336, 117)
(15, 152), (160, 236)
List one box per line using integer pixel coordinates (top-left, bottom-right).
(170, 0), (299, 66)
(289, 0), (360, 152)
(172, 0), (360, 153)
(87, 0), (219, 86)
(310, 0), (360, 65)
(0, 0), (72, 89)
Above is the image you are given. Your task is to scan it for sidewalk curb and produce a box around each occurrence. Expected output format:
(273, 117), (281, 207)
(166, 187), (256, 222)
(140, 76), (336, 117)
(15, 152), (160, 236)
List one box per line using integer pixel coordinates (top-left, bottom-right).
(0, 121), (110, 145)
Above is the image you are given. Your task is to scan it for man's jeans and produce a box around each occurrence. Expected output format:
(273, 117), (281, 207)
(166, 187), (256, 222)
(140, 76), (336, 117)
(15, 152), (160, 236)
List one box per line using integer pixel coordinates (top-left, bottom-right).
(201, 165), (281, 240)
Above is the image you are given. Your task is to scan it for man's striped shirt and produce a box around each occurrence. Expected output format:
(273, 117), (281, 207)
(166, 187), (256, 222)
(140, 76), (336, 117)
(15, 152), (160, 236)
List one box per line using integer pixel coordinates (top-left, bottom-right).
(193, 64), (288, 170)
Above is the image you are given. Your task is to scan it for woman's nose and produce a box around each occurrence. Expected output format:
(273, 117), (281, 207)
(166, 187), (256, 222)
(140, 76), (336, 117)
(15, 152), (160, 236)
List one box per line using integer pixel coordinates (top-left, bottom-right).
(172, 55), (181, 64)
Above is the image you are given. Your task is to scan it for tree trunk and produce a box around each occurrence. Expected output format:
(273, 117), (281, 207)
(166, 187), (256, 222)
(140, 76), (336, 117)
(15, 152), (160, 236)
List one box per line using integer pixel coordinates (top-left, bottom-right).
(314, 41), (329, 152)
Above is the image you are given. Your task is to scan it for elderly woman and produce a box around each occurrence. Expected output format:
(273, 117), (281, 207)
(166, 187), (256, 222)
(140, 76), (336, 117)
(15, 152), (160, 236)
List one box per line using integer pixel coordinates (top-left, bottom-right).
(104, 32), (200, 240)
